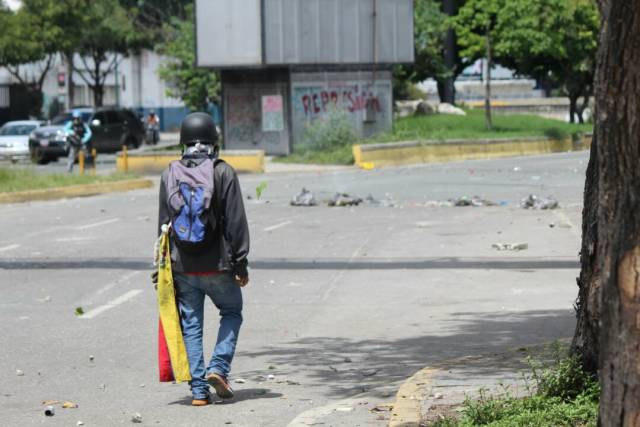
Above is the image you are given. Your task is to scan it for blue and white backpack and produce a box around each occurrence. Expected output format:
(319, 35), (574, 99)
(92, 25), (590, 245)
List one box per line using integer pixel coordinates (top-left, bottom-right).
(166, 158), (221, 253)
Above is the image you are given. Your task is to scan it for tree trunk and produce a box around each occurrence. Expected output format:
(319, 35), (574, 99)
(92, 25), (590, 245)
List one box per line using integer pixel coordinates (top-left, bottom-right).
(484, 32), (492, 131)
(594, 1), (640, 425)
(442, 0), (458, 104)
(65, 53), (75, 109)
(569, 94), (578, 124)
(571, 135), (600, 376)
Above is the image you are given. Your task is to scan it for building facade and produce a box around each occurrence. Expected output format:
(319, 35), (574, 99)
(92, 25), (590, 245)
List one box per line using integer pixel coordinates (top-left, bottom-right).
(0, 50), (193, 131)
(196, 0), (414, 155)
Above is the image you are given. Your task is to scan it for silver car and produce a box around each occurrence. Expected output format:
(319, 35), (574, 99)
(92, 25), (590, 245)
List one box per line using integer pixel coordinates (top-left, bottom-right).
(0, 120), (43, 163)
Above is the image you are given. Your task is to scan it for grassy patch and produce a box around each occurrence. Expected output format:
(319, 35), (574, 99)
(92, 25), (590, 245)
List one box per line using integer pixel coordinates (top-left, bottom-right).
(275, 110), (592, 165)
(372, 110), (592, 143)
(432, 349), (599, 427)
(275, 144), (354, 165)
(0, 168), (139, 193)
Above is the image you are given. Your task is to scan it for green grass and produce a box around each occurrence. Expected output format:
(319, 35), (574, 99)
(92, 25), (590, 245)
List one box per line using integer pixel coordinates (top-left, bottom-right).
(274, 110), (592, 165)
(372, 110), (592, 143)
(275, 144), (354, 165)
(0, 168), (139, 193)
(432, 351), (599, 427)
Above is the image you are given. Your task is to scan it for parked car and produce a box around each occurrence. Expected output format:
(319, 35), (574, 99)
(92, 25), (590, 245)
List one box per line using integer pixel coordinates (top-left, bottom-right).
(29, 107), (145, 164)
(0, 120), (44, 163)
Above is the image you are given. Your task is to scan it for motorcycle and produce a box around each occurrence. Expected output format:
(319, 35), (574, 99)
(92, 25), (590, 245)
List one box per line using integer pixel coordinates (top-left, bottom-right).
(145, 122), (160, 145)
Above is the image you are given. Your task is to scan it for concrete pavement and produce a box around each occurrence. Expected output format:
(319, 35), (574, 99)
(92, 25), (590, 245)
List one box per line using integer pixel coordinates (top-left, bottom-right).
(0, 152), (587, 426)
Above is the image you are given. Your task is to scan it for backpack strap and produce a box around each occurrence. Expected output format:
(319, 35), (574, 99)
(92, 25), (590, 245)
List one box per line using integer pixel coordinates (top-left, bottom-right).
(209, 159), (225, 227)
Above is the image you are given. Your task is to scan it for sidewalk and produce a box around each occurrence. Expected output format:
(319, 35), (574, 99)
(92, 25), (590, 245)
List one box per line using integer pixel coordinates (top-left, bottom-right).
(390, 342), (564, 427)
(264, 156), (355, 174)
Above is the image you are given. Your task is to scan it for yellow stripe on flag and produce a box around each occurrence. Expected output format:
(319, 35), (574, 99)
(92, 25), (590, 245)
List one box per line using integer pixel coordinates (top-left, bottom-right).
(157, 232), (191, 382)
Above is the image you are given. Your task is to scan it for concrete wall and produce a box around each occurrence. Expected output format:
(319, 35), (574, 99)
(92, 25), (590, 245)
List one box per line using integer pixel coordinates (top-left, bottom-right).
(222, 69), (291, 156)
(290, 69), (393, 146)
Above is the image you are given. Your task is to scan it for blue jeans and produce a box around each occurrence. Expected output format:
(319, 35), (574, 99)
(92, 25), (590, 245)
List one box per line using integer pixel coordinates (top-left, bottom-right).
(174, 272), (243, 399)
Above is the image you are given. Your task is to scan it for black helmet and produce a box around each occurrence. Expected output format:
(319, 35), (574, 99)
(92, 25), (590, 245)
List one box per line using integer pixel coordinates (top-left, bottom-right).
(180, 112), (218, 146)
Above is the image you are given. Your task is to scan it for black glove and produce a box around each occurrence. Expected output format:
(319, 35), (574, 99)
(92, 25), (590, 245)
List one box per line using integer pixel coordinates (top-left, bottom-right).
(151, 271), (158, 290)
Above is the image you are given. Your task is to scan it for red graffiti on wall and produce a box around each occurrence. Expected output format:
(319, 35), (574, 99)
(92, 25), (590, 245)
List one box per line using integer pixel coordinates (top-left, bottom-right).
(300, 88), (382, 117)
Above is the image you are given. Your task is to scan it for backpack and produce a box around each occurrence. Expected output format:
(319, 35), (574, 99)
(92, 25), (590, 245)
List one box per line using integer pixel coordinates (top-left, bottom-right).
(166, 157), (220, 254)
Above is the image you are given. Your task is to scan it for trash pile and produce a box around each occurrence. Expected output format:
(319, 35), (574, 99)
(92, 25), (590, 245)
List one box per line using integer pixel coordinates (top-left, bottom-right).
(492, 242), (529, 251)
(520, 194), (559, 210)
(329, 193), (363, 207)
(364, 194), (396, 207)
(290, 188), (317, 206)
(450, 196), (497, 207)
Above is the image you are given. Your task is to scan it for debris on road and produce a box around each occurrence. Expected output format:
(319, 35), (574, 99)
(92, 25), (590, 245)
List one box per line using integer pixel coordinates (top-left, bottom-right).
(362, 368), (380, 377)
(344, 357), (353, 363)
(44, 296), (52, 302)
(364, 194), (395, 207)
(44, 406), (55, 417)
(16, 369), (24, 376)
(62, 401), (78, 409)
(89, 355), (94, 362)
(42, 400), (60, 406)
(290, 188), (317, 206)
(329, 193), (362, 207)
(450, 196), (496, 207)
(77, 421), (84, 426)
(267, 374), (275, 380)
(492, 242), (529, 251)
(268, 365), (276, 370)
(434, 393), (444, 400)
(371, 403), (394, 412)
(336, 407), (354, 412)
(235, 378), (246, 384)
(75, 307), (84, 316)
(131, 413), (143, 423)
(520, 194), (559, 210)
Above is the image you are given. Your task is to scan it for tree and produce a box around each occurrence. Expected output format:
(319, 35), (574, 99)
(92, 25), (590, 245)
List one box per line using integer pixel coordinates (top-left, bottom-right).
(393, 0), (449, 101)
(157, 5), (219, 112)
(590, 1), (640, 423)
(73, 0), (141, 107)
(0, 0), (72, 117)
(495, 0), (599, 123)
(454, 0), (502, 129)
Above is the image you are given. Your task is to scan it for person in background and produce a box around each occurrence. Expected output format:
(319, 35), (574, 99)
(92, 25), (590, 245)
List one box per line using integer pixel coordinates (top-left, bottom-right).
(63, 110), (92, 173)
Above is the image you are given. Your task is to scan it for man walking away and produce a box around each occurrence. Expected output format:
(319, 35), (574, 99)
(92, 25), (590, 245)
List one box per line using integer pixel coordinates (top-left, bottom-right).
(156, 112), (250, 406)
(63, 111), (92, 173)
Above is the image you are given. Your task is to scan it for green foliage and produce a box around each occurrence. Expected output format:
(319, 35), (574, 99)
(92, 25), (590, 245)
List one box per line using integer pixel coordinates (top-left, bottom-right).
(394, 0), (449, 100)
(302, 108), (357, 151)
(371, 110), (592, 143)
(439, 353), (599, 427)
(0, 168), (138, 193)
(453, 0), (502, 61)
(255, 181), (268, 200)
(158, 5), (220, 112)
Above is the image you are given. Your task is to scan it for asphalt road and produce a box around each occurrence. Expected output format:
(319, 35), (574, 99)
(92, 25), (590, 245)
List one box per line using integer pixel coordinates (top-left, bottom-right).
(0, 152), (588, 426)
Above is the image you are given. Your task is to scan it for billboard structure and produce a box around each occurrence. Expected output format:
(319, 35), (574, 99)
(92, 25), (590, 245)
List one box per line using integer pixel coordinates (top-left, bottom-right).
(196, 0), (414, 155)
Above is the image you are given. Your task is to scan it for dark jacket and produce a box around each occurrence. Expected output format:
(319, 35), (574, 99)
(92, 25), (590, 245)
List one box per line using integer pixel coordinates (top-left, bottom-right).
(158, 156), (250, 276)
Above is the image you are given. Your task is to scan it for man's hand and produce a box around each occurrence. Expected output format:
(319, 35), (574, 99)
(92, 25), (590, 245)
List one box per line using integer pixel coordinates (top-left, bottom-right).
(235, 275), (249, 287)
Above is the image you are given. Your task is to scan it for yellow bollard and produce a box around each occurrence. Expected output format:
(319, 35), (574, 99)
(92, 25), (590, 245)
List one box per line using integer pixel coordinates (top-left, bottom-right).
(91, 148), (97, 176)
(122, 145), (129, 174)
(78, 150), (85, 175)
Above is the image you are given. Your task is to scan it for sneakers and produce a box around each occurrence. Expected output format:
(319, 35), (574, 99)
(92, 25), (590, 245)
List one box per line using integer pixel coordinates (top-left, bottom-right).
(206, 372), (234, 399)
(191, 396), (210, 406)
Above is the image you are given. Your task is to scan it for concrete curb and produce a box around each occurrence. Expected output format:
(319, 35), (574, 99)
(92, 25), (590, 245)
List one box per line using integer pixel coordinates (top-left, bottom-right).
(354, 134), (592, 169)
(116, 149), (265, 174)
(0, 179), (153, 204)
(388, 341), (570, 427)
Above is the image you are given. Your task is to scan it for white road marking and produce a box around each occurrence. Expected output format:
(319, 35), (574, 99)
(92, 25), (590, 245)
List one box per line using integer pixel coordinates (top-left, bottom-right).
(264, 220), (293, 232)
(0, 244), (20, 252)
(79, 289), (143, 319)
(54, 236), (95, 243)
(79, 271), (142, 306)
(552, 210), (579, 237)
(76, 218), (120, 230)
